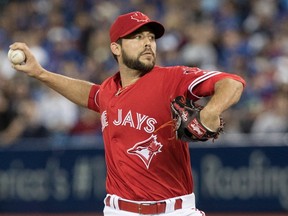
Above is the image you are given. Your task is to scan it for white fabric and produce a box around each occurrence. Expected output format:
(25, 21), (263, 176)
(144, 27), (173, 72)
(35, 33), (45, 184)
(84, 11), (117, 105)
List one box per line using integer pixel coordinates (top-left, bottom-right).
(111, 194), (120, 210)
(103, 193), (202, 216)
(165, 199), (175, 212)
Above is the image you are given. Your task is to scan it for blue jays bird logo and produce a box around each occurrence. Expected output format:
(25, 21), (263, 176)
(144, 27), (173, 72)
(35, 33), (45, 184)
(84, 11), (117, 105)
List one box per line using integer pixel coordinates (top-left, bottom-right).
(127, 135), (163, 169)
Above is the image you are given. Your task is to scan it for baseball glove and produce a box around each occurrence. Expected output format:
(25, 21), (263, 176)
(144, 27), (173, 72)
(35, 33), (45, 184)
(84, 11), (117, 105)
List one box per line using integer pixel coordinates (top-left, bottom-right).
(171, 96), (224, 142)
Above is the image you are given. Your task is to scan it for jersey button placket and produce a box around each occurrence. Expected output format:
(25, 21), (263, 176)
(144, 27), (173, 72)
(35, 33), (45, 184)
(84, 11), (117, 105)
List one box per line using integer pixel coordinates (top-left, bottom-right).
(108, 94), (119, 142)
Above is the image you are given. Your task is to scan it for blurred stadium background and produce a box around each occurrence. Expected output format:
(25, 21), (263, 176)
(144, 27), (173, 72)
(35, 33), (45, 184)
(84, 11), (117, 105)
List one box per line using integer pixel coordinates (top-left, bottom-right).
(0, 0), (287, 215)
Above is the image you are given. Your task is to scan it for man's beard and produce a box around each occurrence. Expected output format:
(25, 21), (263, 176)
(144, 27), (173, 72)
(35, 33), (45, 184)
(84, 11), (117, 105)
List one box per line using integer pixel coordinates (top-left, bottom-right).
(122, 49), (155, 74)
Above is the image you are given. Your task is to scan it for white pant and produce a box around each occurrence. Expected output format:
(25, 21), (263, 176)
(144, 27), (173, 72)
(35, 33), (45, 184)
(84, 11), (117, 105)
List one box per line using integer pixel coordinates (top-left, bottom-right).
(103, 193), (205, 216)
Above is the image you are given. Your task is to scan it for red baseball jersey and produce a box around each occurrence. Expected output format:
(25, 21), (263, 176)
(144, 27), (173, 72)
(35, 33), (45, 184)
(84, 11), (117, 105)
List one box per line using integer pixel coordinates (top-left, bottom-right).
(88, 65), (245, 201)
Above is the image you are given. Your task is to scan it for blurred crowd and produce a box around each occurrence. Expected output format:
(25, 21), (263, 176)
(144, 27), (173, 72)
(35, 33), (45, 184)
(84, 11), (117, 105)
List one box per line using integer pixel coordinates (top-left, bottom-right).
(0, 0), (287, 147)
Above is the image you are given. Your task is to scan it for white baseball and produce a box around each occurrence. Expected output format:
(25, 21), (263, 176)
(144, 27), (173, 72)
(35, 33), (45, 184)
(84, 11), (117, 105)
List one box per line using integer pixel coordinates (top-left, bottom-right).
(8, 49), (26, 65)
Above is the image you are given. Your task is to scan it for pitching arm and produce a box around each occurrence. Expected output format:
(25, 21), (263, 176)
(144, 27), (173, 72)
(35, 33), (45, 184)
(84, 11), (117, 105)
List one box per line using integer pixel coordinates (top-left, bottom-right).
(200, 78), (244, 131)
(9, 42), (93, 108)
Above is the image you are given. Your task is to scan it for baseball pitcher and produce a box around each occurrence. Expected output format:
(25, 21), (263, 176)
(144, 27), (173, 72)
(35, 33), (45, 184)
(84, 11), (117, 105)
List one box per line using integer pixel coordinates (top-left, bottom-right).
(10, 11), (245, 216)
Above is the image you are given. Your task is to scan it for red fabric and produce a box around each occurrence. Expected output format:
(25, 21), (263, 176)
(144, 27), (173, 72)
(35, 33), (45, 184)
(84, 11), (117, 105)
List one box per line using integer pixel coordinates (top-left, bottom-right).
(88, 84), (100, 112)
(105, 195), (182, 214)
(88, 66), (245, 201)
(109, 11), (164, 42)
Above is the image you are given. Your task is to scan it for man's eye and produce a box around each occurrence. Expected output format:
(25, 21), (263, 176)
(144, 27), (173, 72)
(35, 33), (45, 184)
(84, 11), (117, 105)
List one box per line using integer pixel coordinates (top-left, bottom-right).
(133, 34), (155, 40)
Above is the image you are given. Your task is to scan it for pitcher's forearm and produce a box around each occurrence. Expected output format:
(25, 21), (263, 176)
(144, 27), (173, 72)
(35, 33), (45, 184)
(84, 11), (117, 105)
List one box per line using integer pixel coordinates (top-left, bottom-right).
(38, 68), (94, 107)
(200, 78), (244, 131)
(10, 42), (94, 107)
(204, 78), (244, 115)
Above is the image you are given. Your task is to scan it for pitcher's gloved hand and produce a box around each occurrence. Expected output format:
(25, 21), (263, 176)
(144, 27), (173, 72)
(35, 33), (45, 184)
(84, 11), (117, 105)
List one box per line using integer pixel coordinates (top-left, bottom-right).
(171, 96), (224, 142)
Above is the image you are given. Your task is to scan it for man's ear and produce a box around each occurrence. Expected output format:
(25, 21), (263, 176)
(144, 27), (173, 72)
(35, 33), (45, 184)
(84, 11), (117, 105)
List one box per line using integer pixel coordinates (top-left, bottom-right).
(110, 42), (121, 56)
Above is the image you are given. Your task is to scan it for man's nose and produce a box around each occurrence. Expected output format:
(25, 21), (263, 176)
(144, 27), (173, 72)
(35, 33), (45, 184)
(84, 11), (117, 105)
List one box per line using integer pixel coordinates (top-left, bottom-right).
(144, 38), (152, 47)
(143, 35), (153, 45)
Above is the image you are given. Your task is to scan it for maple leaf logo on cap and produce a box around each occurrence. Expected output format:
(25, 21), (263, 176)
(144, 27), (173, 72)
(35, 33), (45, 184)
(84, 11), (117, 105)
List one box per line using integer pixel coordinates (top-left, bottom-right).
(110, 11), (165, 43)
(131, 12), (149, 22)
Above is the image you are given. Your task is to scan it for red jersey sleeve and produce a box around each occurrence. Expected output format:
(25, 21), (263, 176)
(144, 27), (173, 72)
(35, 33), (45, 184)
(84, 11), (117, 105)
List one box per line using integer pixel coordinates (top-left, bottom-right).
(88, 84), (100, 113)
(165, 66), (246, 100)
(192, 72), (246, 98)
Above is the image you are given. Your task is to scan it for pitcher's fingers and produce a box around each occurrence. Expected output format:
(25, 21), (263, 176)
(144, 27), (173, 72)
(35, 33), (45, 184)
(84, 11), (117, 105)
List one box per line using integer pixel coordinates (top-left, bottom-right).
(9, 42), (29, 57)
(9, 42), (35, 62)
(9, 42), (28, 50)
(11, 62), (25, 71)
